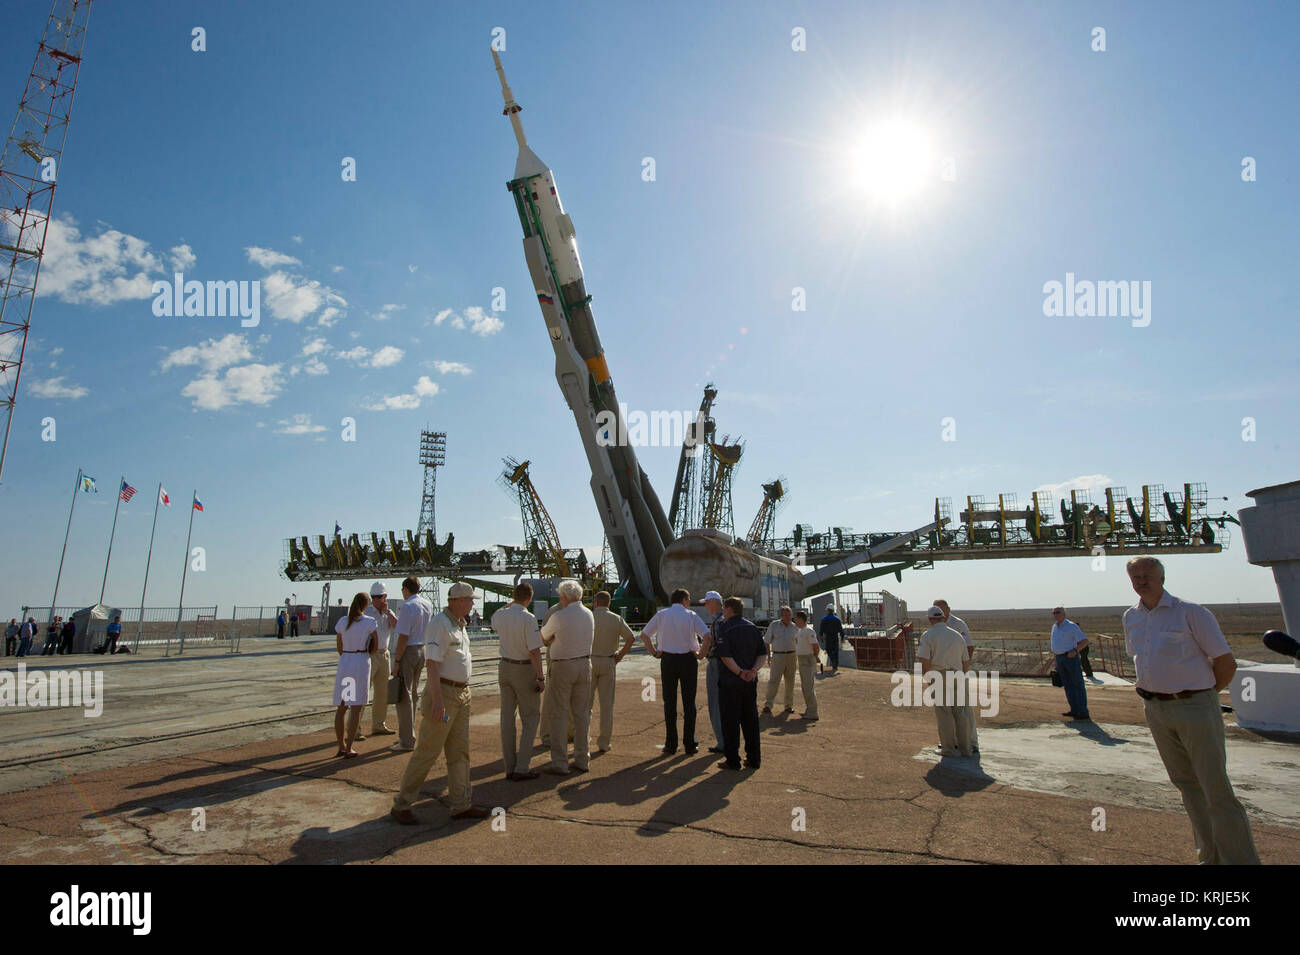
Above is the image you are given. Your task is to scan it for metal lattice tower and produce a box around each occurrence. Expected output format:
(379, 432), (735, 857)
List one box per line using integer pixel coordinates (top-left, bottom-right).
(669, 384), (717, 536)
(746, 477), (788, 547)
(0, 0), (92, 485)
(499, 457), (569, 577)
(418, 430), (445, 606)
(700, 435), (743, 538)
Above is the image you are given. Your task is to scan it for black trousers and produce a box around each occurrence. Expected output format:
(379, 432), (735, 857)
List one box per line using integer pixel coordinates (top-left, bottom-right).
(57, 632), (73, 654)
(719, 678), (760, 767)
(823, 634), (840, 668)
(1079, 645), (1094, 678)
(660, 652), (698, 749)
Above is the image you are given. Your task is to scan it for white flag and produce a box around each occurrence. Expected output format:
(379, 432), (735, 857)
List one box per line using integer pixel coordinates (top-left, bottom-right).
(159, 487), (171, 507)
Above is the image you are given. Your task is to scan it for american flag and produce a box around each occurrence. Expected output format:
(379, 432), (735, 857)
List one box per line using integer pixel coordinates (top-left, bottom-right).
(120, 480), (138, 503)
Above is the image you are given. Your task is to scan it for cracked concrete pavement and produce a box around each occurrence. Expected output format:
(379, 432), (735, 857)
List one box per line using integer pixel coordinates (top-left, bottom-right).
(1, 639), (1297, 864)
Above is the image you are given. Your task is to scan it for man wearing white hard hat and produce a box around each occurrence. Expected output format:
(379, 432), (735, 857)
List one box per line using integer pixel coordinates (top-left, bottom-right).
(392, 581), (491, 823)
(916, 606), (972, 758)
(365, 582), (399, 736)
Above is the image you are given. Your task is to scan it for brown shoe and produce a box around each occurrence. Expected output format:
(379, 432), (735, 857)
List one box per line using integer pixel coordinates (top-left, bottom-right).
(451, 805), (492, 820)
(390, 808), (418, 825)
(510, 770), (540, 781)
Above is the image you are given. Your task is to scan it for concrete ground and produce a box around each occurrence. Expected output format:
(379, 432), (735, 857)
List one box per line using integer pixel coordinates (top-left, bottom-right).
(0, 640), (1297, 864)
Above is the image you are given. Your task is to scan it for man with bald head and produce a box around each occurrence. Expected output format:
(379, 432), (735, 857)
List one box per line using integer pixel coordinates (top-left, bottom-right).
(1123, 556), (1259, 864)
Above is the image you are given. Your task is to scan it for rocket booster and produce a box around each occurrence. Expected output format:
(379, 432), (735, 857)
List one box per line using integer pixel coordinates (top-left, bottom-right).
(493, 50), (673, 604)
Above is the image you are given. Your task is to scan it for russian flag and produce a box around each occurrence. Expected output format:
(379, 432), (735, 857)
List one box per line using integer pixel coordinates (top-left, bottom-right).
(193, 495), (204, 512)
(537, 292), (554, 306)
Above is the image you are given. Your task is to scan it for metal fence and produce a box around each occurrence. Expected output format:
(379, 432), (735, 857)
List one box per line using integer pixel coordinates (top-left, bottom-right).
(229, 605), (322, 640)
(843, 629), (1135, 679)
(15, 605), (223, 654)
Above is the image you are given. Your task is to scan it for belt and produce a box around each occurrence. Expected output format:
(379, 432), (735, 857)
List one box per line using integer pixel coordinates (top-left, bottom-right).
(1136, 686), (1212, 701)
(341, 649), (369, 654)
(555, 655), (590, 661)
(772, 650), (795, 654)
(501, 657), (532, 665)
(600, 653), (617, 659)
(440, 677), (468, 689)
(663, 651), (696, 657)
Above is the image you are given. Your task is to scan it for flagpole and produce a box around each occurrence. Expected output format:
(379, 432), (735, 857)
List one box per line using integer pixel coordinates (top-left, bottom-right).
(99, 475), (125, 606)
(49, 467), (82, 626)
(134, 482), (163, 653)
(170, 489), (197, 657)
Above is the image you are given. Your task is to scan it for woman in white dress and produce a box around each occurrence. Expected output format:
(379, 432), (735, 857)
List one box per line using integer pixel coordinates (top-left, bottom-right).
(334, 592), (379, 757)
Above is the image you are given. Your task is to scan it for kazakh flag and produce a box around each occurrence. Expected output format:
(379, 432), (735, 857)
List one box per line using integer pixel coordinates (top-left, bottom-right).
(80, 475), (98, 493)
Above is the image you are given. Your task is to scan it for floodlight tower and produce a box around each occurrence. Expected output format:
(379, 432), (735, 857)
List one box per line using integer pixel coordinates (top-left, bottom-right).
(0, 0), (93, 485)
(418, 429), (446, 606)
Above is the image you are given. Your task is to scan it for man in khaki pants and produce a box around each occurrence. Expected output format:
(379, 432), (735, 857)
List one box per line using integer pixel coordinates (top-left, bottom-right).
(1124, 557), (1259, 864)
(762, 606), (799, 715)
(389, 576), (432, 753)
(366, 581), (398, 736)
(589, 590), (636, 753)
(917, 606), (972, 757)
(541, 579), (594, 775)
(493, 581), (546, 780)
(390, 582), (490, 824)
(793, 610), (821, 720)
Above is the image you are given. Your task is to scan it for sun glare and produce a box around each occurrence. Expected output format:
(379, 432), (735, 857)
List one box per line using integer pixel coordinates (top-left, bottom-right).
(853, 118), (935, 204)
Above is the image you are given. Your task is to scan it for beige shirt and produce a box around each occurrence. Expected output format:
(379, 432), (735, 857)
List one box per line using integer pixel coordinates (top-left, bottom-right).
(541, 602), (595, 660)
(1123, 591), (1230, 694)
(764, 619), (800, 652)
(917, 623), (967, 671)
(492, 602), (541, 660)
(592, 607), (634, 657)
(795, 625), (821, 656)
(425, 610), (472, 683)
(946, 613), (972, 647)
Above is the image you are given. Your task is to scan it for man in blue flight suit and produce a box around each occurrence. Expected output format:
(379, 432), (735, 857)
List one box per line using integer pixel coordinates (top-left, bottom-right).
(818, 606), (844, 672)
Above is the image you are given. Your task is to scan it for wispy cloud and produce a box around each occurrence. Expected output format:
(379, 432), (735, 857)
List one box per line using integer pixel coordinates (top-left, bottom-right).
(28, 376), (88, 400)
(275, 413), (326, 435)
(430, 305), (503, 336)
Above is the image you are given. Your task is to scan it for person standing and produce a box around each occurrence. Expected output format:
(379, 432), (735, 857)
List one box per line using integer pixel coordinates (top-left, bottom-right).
(818, 606), (844, 672)
(936, 599), (978, 752)
(698, 591), (726, 753)
(793, 610), (821, 720)
(917, 606), (972, 757)
(16, 617), (37, 657)
(761, 606), (799, 715)
(102, 614), (123, 655)
(493, 581), (545, 780)
(541, 579), (594, 775)
(58, 616), (76, 655)
(1050, 606), (1091, 721)
(390, 582), (490, 823)
(289, 596), (299, 638)
(333, 593), (378, 758)
(714, 596), (767, 771)
(641, 588), (710, 756)
(389, 576), (432, 753)
(5, 619), (18, 656)
(365, 582), (399, 737)
(1123, 556), (1259, 865)
(589, 590), (635, 754)
(276, 609), (286, 640)
(42, 617), (60, 655)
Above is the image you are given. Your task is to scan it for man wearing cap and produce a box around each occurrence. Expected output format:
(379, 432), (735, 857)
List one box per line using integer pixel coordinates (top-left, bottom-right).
(589, 590), (635, 754)
(365, 582), (399, 736)
(936, 599), (979, 752)
(641, 588), (710, 756)
(762, 606), (800, 716)
(541, 579), (595, 775)
(917, 606), (972, 757)
(493, 581), (545, 780)
(1123, 556), (1259, 864)
(1050, 606), (1091, 721)
(697, 591), (727, 753)
(391, 582), (491, 823)
(389, 576), (432, 753)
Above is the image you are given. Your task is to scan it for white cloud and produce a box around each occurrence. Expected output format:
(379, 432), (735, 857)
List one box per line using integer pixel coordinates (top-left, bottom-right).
(430, 305), (503, 336)
(303, 357), (328, 375)
(262, 271), (346, 324)
(330, 265), (344, 273)
(160, 333), (254, 373)
(432, 308), (453, 326)
(428, 360), (471, 375)
(317, 306), (342, 327)
(181, 363), (282, 410)
(35, 213), (165, 305)
(365, 393), (421, 411)
(336, 345), (369, 363)
(1034, 474), (1113, 496)
(408, 264), (418, 273)
(50, 347), (63, 356)
(291, 235), (303, 244)
(373, 303), (405, 320)
(28, 376), (87, 399)
(169, 244), (197, 271)
(245, 246), (301, 269)
(301, 338), (329, 357)
(414, 375), (439, 396)
(370, 345), (404, 368)
(275, 413), (325, 435)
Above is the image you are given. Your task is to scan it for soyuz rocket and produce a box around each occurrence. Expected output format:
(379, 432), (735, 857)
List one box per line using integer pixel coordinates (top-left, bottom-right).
(492, 50), (673, 606)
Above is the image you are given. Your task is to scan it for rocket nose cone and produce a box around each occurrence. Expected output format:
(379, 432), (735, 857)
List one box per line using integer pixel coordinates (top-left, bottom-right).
(514, 145), (548, 181)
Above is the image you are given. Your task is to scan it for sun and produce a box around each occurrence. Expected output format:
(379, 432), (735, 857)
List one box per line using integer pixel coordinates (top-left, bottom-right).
(852, 118), (936, 204)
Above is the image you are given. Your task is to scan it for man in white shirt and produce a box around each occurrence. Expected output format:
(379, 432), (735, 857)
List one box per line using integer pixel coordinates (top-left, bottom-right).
(641, 588), (709, 755)
(365, 582), (399, 736)
(391, 581), (490, 823)
(762, 606), (800, 715)
(390, 576), (433, 752)
(1123, 557), (1258, 864)
(916, 606), (972, 757)
(936, 599), (978, 752)
(493, 581), (546, 780)
(1050, 607), (1090, 720)
(541, 579), (595, 775)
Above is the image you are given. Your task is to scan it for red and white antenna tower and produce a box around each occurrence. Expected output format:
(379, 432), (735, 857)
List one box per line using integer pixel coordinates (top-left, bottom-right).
(0, 0), (93, 485)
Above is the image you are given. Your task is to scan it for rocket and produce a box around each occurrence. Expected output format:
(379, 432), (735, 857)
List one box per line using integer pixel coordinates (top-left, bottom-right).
(492, 49), (673, 605)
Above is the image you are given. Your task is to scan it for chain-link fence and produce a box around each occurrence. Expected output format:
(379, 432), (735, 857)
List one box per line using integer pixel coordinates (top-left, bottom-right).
(14, 604), (223, 654)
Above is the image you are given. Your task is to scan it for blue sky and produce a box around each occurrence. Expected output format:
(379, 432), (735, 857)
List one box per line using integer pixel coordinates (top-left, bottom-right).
(1, 0), (1296, 619)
